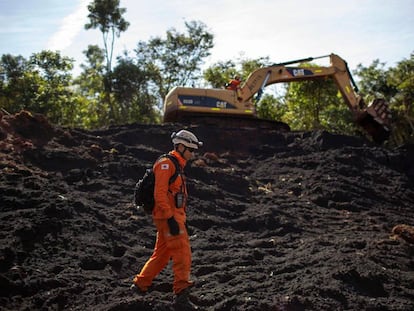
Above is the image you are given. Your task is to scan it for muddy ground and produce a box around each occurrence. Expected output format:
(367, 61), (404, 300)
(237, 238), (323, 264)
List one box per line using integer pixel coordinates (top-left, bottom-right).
(1, 111), (413, 310)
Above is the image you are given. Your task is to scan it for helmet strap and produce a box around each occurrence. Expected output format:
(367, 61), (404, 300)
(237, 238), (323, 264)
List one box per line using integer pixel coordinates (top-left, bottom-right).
(177, 144), (186, 158)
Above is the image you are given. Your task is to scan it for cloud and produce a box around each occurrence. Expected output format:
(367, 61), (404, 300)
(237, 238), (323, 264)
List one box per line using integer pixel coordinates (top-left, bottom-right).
(46, 0), (89, 51)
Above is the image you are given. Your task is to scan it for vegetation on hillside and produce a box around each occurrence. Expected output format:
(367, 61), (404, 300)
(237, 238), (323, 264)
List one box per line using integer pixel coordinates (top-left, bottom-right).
(0, 0), (412, 146)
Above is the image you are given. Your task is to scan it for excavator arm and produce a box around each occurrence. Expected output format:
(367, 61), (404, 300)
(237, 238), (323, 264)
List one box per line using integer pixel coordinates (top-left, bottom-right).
(163, 53), (391, 143)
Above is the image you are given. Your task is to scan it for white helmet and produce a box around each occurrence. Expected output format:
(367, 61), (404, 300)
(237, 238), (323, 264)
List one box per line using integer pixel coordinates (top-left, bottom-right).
(171, 130), (203, 149)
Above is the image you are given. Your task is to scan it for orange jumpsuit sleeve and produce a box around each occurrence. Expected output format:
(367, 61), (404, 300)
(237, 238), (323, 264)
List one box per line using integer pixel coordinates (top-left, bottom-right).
(153, 158), (175, 219)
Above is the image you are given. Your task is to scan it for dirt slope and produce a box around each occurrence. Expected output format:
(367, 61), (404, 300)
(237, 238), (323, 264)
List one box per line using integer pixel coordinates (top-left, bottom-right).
(1, 111), (414, 311)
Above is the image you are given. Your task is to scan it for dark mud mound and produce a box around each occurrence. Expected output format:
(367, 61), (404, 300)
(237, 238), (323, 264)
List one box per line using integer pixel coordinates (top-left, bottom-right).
(1, 111), (414, 311)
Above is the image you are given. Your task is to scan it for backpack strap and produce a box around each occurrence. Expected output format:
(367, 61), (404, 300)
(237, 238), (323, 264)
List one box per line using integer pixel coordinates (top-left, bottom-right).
(158, 154), (181, 184)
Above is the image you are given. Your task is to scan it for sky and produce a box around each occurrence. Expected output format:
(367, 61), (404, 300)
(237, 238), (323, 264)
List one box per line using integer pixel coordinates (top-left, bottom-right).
(0, 0), (413, 76)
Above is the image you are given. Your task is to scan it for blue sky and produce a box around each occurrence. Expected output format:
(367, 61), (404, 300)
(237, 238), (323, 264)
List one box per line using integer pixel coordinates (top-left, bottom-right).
(1, 0), (413, 76)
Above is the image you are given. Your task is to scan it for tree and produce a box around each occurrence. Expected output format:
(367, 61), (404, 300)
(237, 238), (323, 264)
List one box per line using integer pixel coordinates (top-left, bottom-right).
(0, 54), (30, 112)
(135, 20), (214, 104)
(203, 60), (237, 88)
(283, 78), (347, 132)
(73, 45), (107, 128)
(203, 56), (270, 89)
(85, 0), (129, 73)
(29, 51), (75, 124)
(354, 60), (398, 102)
(85, 0), (130, 122)
(112, 54), (160, 124)
(0, 51), (76, 125)
(354, 53), (414, 145)
(387, 52), (414, 144)
(255, 93), (287, 121)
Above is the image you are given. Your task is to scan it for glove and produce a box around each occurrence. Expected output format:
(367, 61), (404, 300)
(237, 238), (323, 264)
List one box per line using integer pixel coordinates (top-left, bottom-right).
(167, 217), (180, 236)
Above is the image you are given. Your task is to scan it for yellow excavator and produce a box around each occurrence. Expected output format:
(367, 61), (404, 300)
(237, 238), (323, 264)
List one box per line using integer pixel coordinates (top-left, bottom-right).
(163, 53), (391, 143)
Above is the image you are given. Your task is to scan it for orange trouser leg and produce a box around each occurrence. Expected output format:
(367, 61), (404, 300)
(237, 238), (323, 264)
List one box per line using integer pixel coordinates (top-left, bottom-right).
(134, 220), (192, 294)
(168, 224), (192, 294)
(134, 231), (171, 290)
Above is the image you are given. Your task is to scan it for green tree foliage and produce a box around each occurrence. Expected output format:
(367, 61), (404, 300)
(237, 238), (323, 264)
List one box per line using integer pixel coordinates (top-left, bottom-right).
(30, 51), (75, 124)
(73, 45), (106, 128)
(0, 54), (31, 112)
(203, 60), (237, 88)
(255, 93), (287, 121)
(135, 20), (214, 103)
(354, 60), (398, 101)
(85, 0), (129, 73)
(0, 51), (76, 125)
(387, 52), (414, 144)
(354, 53), (414, 145)
(283, 78), (355, 133)
(203, 56), (269, 89)
(112, 54), (160, 124)
(85, 0), (130, 122)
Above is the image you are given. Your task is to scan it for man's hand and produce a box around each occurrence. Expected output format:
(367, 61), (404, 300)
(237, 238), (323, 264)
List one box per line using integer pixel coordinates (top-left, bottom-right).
(167, 217), (180, 236)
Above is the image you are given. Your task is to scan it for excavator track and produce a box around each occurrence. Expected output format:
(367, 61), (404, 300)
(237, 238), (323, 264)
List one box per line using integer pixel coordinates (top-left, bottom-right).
(173, 115), (291, 132)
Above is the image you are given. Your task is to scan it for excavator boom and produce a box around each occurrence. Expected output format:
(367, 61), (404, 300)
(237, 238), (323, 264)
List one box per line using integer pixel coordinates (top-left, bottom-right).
(163, 53), (391, 143)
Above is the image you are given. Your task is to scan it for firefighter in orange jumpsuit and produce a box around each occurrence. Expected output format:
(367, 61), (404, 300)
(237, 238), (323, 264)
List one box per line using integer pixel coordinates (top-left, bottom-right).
(225, 75), (241, 91)
(225, 75), (243, 100)
(132, 130), (203, 297)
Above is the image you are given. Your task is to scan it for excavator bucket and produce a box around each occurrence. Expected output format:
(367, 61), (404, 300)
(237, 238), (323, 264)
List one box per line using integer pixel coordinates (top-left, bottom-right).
(356, 98), (391, 144)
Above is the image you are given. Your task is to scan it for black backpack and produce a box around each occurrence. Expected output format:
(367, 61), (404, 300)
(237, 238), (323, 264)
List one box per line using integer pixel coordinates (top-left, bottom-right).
(134, 154), (181, 214)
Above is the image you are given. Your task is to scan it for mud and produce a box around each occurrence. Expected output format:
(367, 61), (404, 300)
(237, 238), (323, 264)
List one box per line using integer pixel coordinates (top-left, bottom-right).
(1, 111), (413, 310)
